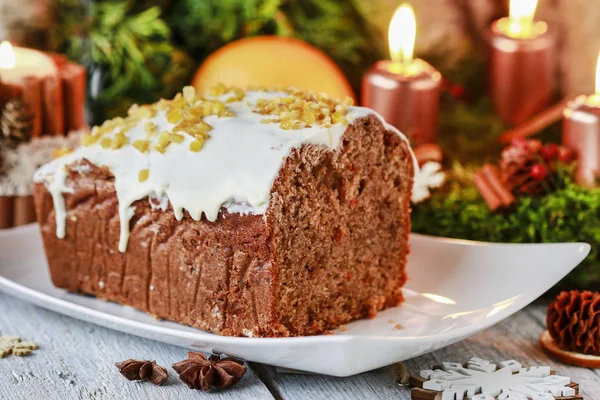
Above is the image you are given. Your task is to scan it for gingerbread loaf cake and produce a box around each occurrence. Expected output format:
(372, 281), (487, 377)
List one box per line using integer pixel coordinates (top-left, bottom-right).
(33, 85), (416, 337)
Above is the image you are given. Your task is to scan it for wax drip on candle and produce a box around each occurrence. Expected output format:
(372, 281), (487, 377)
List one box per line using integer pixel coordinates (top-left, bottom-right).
(387, 4), (421, 76)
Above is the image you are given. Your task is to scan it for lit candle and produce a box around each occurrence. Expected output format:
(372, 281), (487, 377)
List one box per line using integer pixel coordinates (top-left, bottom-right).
(562, 53), (600, 187)
(0, 41), (65, 136)
(0, 41), (56, 84)
(490, 0), (555, 126)
(361, 4), (441, 145)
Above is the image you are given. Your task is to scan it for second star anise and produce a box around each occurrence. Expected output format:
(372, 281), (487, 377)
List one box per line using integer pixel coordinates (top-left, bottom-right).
(172, 352), (247, 391)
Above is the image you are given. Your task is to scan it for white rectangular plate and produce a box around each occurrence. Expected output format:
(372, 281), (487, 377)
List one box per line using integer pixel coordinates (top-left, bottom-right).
(0, 224), (589, 376)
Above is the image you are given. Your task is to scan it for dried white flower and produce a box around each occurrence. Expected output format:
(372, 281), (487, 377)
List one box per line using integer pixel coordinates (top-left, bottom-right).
(412, 161), (445, 203)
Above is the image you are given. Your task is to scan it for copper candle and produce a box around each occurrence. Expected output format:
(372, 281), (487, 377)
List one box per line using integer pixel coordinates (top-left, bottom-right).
(361, 4), (441, 146)
(562, 55), (600, 187)
(490, 0), (555, 126)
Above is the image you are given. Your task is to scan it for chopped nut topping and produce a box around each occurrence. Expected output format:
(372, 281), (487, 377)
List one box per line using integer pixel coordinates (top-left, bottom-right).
(144, 122), (157, 134)
(53, 147), (73, 158)
(133, 139), (150, 153)
(190, 139), (204, 152)
(169, 133), (184, 143)
(166, 107), (183, 124)
(112, 133), (128, 149)
(100, 137), (112, 149)
(77, 85), (351, 161)
(182, 86), (196, 102)
(138, 169), (149, 182)
(254, 87), (353, 130)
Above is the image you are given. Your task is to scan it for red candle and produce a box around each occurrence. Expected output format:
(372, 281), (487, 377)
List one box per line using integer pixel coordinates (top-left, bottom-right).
(490, 0), (555, 126)
(562, 55), (600, 187)
(361, 4), (441, 146)
(61, 62), (87, 132)
(22, 76), (43, 137)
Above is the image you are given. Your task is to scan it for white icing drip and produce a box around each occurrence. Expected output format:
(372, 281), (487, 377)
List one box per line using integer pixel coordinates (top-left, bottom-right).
(118, 206), (136, 251)
(148, 192), (169, 211)
(223, 199), (259, 216)
(34, 90), (415, 252)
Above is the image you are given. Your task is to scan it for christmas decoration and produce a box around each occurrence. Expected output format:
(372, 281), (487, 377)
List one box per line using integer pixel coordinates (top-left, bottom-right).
(474, 163), (515, 212)
(0, 335), (38, 358)
(411, 162), (600, 289)
(192, 36), (354, 100)
(412, 161), (445, 204)
(0, 99), (34, 146)
(172, 352), (246, 392)
(563, 94), (600, 188)
(540, 290), (600, 368)
(31, 0), (600, 288)
(547, 290), (600, 355)
(489, 0), (555, 125)
(413, 144), (443, 167)
(362, 4), (441, 145)
(499, 139), (573, 197)
(411, 357), (581, 400)
(115, 359), (169, 386)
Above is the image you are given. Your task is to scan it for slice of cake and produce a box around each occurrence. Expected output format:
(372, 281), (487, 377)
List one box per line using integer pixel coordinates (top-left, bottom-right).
(33, 85), (416, 337)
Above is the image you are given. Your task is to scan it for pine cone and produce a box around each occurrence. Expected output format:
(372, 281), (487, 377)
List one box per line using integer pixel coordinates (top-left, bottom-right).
(1, 99), (34, 145)
(547, 291), (600, 356)
(172, 352), (246, 392)
(500, 139), (549, 196)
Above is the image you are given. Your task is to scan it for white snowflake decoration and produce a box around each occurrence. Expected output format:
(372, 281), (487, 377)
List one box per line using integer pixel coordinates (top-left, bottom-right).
(420, 357), (576, 400)
(412, 161), (445, 203)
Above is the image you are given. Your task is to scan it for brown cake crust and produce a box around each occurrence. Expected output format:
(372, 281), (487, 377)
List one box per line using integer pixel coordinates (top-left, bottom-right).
(34, 114), (413, 337)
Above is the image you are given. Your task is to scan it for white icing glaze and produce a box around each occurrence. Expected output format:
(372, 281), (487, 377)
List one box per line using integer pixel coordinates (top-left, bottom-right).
(35, 90), (416, 252)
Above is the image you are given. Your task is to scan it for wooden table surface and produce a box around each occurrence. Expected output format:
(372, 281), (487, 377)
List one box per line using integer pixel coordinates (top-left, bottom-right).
(0, 292), (599, 400)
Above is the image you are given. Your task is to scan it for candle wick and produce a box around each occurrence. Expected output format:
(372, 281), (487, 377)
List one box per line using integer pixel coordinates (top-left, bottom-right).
(389, 53), (414, 75)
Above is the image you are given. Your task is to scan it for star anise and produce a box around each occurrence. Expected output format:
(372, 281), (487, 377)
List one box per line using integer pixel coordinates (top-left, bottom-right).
(172, 352), (247, 391)
(115, 359), (169, 386)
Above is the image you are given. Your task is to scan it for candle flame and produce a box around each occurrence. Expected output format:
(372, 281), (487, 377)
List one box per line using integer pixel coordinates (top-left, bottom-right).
(585, 52), (600, 106)
(508, 0), (539, 38)
(0, 41), (15, 69)
(388, 4), (416, 71)
(595, 52), (600, 95)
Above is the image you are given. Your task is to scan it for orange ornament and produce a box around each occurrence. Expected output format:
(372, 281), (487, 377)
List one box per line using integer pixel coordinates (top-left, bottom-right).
(192, 36), (355, 101)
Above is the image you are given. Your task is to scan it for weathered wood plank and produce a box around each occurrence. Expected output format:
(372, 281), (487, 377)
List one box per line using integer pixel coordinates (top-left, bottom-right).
(2, 291), (598, 400)
(252, 362), (411, 400)
(253, 304), (600, 400)
(0, 293), (274, 400)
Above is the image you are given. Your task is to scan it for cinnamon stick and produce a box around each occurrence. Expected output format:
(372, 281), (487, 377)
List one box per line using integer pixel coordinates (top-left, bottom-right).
(481, 164), (515, 206)
(21, 76), (43, 137)
(0, 81), (22, 107)
(42, 75), (65, 136)
(61, 62), (86, 132)
(499, 98), (571, 144)
(12, 196), (36, 226)
(47, 52), (68, 69)
(0, 196), (14, 229)
(413, 144), (443, 166)
(474, 164), (515, 211)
